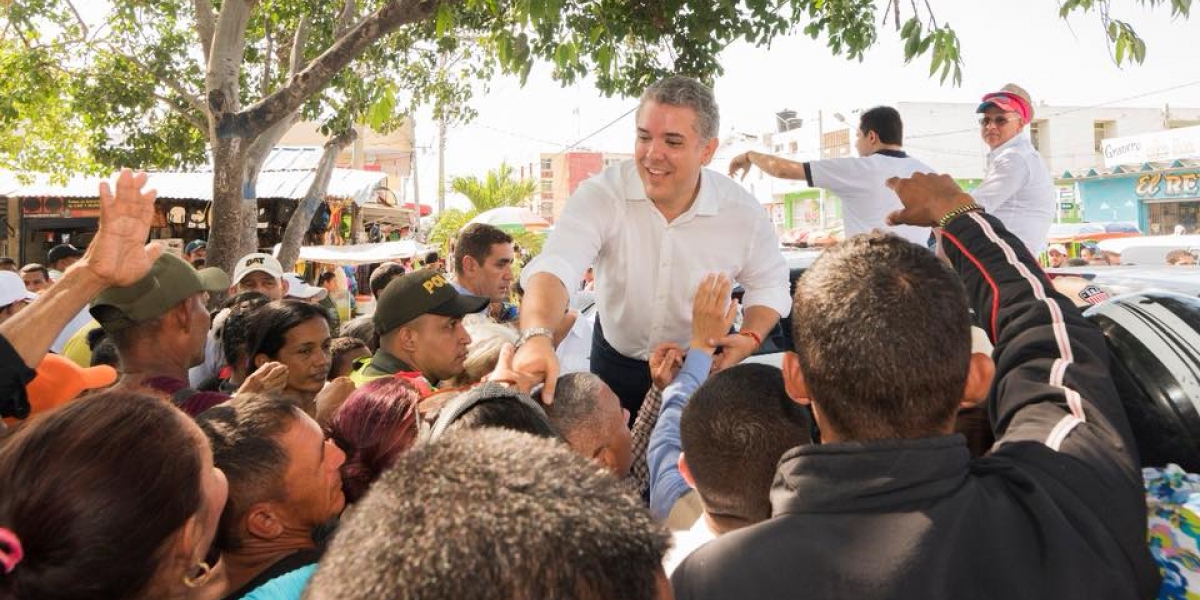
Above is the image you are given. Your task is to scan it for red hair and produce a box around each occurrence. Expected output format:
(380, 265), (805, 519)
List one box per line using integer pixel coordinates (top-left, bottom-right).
(329, 377), (422, 503)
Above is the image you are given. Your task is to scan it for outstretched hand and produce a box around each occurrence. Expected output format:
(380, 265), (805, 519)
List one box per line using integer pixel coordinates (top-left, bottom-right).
(728, 152), (754, 181)
(80, 169), (165, 287)
(885, 172), (975, 228)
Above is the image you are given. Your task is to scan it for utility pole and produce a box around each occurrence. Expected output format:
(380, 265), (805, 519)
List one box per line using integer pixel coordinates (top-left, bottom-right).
(817, 109), (827, 230)
(437, 118), (447, 214)
(411, 119), (420, 208)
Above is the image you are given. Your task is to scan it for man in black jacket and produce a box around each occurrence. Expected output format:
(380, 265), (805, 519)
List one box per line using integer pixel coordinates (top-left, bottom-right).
(671, 173), (1159, 599)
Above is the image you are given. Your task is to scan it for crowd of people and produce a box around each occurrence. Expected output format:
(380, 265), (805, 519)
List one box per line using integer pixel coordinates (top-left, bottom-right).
(0, 75), (1190, 600)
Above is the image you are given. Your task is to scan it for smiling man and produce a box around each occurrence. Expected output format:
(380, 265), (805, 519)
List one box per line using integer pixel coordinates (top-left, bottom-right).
(516, 75), (790, 417)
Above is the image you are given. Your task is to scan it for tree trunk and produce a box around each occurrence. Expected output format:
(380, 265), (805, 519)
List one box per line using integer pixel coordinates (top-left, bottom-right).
(207, 136), (250, 292)
(276, 129), (356, 268)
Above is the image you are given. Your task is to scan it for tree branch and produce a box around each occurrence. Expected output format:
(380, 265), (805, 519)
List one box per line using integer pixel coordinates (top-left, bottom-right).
(262, 22), (273, 98)
(218, 0), (446, 140)
(205, 0), (257, 119)
(192, 0), (217, 64)
(108, 44), (208, 116)
(63, 0), (89, 37)
(337, 0), (357, 36)
(153, 90), (209, 133)
(289, 15), (310, 77)
(277, 128), (358, 267)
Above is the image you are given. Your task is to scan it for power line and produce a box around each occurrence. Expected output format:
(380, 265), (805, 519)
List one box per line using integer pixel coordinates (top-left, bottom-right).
(550, 105), (639, 157)
(908, 79), (1200, 141)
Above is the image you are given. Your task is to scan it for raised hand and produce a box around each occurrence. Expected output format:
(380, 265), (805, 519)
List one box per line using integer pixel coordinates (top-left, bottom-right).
(885, 172), (975, 228)
(81, 169), (165, 287)
(690, 274), (738, 352)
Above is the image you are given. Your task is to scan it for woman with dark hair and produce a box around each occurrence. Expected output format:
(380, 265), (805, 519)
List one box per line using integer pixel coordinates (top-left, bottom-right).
(0, 391), (227, 600)
(244, 300), (333, 416)
(329, 377), (423, 503)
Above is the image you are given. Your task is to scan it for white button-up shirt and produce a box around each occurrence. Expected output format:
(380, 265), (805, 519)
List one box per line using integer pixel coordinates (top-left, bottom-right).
(971, 133), (1056, 254)
(522, 161), (791, 361)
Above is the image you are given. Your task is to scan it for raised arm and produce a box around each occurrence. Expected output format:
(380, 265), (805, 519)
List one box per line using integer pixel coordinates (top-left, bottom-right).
(888, 174), (1136, 466)
(729, 151), (810, 182)
(647, 274), (736, 520)
(0, 169), (162, 419)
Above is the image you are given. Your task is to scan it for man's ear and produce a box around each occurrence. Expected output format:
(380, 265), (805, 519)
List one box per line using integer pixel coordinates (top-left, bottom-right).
(960, 352), (996, 409)
(398, 325), (418, 352)
(462, 255), (476, 274)
(700, 137), (719, 165)
(245, 503), (284, 541)
(280, 279), (290, 295)
(782, 352), (811, 407)
(678, 453), (695, 488)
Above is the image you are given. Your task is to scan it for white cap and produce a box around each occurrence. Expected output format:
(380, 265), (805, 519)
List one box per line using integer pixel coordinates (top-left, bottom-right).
(233, 253), (284, 285)
(0, 271), (37, 307)
(283, 273), (328, 301)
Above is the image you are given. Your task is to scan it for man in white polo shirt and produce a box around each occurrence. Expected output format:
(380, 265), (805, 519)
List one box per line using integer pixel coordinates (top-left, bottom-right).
(728, 106), (934, 246)
(515, 75), (790, 417)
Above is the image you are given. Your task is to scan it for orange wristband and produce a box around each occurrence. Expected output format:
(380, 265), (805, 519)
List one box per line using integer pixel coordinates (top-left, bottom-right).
(738, 330), (762, 347)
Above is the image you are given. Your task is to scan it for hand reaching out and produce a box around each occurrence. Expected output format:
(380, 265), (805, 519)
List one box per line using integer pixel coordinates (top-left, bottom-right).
(885, 173), (976, 228)
(728, 152), (754, 181)
(80, 169), (165, 287)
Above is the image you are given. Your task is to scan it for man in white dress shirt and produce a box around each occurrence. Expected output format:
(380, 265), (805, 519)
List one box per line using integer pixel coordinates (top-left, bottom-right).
(972, 83), (1055, 254)
(514, 75), (790, 415)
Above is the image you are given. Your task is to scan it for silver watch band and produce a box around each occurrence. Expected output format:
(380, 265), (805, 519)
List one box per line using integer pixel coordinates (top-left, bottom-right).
(517, 327), (555, 347)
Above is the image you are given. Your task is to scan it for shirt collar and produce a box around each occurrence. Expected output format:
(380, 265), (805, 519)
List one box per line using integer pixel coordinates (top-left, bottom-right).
(988, 131), (1031, 159)
(625, 167), (720, 218)
(874, 149), (909, 159)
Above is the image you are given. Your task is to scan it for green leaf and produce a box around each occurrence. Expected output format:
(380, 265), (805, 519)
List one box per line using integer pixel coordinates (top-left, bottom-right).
(435, 4), (454, 37)
(1115, 34), (1127, 64)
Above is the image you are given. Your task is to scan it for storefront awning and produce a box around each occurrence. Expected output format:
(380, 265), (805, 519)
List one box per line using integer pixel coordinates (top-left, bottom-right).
(283, 240), (423, 265)
(6, 168), (387, 205)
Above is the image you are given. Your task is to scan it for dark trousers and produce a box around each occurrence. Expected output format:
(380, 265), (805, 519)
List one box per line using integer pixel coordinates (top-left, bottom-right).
(590, 316), (651, 425)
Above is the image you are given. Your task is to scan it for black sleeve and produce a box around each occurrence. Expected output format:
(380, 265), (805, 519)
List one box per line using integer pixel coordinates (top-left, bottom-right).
(940, 212), (1137, 465)
(0, 335), (37, 419)
(802, 162), (813, 187)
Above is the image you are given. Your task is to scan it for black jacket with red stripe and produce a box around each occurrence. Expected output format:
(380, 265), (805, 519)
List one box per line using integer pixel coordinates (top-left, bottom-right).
(671, 213), (1160, 600)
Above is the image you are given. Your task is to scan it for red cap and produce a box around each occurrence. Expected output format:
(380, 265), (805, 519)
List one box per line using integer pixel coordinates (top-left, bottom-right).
(978, 91), (1032, 123)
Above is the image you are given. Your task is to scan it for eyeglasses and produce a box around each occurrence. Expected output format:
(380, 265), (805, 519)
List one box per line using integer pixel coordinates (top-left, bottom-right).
(979, 114), (1020, 128)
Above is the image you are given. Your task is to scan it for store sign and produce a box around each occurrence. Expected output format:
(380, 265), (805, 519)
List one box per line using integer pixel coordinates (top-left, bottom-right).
(1102, 125), (1200, 168)
(20, 196), (101, 218)
(1135, 171), (1200, 200)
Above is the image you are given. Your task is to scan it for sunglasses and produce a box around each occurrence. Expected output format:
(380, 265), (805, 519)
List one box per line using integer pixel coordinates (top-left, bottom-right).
(979, 114), (1020, 127)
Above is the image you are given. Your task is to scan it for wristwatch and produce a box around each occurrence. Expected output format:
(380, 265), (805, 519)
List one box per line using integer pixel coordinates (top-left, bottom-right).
(516, 327), (556, 348)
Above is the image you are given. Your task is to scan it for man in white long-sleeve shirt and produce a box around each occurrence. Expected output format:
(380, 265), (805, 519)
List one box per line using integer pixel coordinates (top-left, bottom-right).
(514, 75), (791, 417)
(971, 84), (1055, 254)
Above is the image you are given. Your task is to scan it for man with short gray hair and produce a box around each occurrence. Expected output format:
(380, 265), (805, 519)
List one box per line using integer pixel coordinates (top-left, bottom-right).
(516, 75), (789, 421)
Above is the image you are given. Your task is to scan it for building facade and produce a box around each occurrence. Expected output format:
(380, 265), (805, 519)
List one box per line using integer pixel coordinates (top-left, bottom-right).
(522, 150), (632, 221)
